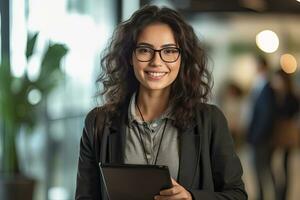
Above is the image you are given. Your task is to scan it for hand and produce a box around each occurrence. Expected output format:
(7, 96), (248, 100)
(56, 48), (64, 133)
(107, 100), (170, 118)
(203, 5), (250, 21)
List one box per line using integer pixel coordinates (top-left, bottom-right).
(154, 178), (193, 200)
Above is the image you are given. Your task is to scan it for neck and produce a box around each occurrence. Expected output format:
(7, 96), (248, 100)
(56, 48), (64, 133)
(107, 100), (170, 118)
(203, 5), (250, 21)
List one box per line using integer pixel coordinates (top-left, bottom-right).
(136, 87), (170, 122)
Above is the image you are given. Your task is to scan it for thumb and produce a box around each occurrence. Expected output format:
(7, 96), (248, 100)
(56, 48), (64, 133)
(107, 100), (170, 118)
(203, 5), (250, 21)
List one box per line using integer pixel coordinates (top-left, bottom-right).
(171, 178), (179, 186)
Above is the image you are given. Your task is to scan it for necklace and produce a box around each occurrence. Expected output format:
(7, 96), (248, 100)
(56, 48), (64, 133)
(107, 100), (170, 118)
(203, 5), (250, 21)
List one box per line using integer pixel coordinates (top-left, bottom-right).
(135, 103), (168, 165)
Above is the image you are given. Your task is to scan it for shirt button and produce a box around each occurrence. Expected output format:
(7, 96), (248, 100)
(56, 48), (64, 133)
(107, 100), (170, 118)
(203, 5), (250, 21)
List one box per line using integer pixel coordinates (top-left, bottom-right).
(146, 154), (151, 159)
(152, 123), (158, 128)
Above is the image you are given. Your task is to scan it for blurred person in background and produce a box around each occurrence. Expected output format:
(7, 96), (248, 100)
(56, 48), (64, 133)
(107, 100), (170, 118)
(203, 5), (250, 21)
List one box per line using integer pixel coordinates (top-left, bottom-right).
(218, 81), (245, 149)
(247, 55), (276, 200)
(75, 5), (247, 200)
(271, 69), (300, 200)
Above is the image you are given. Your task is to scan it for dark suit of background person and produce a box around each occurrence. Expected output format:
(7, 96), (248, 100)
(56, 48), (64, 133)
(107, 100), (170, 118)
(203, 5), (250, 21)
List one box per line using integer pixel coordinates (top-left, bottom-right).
(75, 102), (247, 200)
(247, 56), (276, 200)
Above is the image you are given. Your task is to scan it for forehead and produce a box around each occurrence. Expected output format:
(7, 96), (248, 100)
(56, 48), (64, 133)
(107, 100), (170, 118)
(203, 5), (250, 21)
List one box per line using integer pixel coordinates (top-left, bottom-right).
(136, 23), (177, 47)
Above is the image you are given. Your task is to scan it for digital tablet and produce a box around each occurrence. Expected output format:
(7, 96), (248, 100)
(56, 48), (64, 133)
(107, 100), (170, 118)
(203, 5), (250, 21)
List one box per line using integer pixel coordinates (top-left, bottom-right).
(99, 163), (172, 200)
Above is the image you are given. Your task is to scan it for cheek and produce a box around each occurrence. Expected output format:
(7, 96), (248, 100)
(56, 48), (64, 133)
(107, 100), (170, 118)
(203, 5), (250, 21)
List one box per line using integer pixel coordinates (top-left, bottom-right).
(131, 56), (140, 73)
(132, 64), (140, 80)
(132, 55), (150, 72)
(132, 61), (145, 73)
(132, 60), (146, 82)
(170, 61), (181, 76)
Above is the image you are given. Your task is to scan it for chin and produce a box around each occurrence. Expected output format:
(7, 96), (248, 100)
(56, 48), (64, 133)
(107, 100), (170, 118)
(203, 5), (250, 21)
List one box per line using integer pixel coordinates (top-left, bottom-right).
(142, 83), (171, 92)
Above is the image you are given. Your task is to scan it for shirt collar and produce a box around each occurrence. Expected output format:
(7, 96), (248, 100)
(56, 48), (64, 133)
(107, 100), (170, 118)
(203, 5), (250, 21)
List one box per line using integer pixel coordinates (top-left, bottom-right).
(128, 92), (175, 125)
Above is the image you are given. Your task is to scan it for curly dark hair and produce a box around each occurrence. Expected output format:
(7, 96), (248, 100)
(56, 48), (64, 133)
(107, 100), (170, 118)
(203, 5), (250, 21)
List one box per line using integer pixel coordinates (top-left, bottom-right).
(98, 5), (212, 129)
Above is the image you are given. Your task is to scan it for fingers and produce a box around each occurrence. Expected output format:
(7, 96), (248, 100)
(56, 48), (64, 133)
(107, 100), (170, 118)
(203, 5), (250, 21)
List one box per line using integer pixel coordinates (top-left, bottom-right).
(155, 182), (192, 200)
(159, 185), (181, 196)
(154, 192), (189, 200)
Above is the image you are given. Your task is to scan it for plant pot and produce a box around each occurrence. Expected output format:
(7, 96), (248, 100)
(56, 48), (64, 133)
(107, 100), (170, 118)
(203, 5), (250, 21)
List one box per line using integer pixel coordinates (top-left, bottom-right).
(0, 175), (35, 200)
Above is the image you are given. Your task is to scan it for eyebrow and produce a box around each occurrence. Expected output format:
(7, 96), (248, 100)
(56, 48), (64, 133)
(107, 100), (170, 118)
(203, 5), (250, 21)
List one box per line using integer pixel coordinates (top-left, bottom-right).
(137, 42), (177, 48)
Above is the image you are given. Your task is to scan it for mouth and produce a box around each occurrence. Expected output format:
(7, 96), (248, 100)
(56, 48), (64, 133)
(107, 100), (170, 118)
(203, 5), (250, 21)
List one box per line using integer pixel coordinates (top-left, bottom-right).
(145, 71), (168, 79)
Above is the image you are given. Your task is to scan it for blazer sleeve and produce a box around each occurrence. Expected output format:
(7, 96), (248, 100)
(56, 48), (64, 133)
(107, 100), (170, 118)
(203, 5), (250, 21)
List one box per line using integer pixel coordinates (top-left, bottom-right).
(75, 108), (102, 200)
(190, 105), (247, 200)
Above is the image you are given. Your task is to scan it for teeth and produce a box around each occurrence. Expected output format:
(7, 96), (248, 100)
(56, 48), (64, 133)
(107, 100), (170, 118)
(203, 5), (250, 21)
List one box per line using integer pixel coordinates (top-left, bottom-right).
(147, 72), (166, 77)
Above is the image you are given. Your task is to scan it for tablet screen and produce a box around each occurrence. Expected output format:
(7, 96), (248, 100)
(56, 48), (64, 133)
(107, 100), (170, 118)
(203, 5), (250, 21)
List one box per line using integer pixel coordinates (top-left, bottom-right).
(99, 163), (172, 200)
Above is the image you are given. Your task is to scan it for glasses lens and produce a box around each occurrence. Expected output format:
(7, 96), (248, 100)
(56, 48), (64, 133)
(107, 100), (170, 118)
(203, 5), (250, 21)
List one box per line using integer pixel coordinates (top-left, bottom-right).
(135, 47), (153, 62)
(161, 47), (180, 62)
(134, 46), (180, 62)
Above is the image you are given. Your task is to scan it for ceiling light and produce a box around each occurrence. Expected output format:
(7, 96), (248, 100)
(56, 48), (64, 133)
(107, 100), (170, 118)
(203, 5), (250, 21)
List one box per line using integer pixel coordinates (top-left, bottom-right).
(256, 30), (279, 53)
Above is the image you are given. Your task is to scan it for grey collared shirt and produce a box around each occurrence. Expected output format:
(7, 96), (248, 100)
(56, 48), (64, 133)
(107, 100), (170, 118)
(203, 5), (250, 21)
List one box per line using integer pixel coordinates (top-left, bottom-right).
(124, 93), (179, 180)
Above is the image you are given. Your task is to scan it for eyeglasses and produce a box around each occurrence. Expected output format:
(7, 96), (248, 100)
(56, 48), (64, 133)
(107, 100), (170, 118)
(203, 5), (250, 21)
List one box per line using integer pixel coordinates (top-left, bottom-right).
(134, 46), (181, 63)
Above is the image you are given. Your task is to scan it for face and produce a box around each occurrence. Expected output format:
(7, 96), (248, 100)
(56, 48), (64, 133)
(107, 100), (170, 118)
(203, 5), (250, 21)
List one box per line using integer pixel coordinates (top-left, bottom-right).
(131, 23), (181, 93)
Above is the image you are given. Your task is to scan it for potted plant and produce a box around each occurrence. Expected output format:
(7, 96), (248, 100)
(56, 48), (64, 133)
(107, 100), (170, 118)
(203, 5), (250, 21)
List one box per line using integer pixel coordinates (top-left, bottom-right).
(0, 33), (68, 200)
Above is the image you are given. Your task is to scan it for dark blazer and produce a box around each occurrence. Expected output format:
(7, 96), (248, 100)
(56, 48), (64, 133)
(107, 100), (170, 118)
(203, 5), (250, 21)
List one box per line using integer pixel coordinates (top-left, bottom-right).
(75, 103), (247, 200)
(247, 82), (276, 145)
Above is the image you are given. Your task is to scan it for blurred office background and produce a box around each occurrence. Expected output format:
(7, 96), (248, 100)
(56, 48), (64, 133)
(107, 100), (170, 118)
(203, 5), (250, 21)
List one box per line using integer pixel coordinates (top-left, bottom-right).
(0, 0), (300, 199)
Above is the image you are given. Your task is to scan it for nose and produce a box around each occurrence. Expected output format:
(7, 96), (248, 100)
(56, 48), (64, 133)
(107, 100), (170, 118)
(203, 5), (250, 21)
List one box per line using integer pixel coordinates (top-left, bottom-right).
(149, 51), (163, 66)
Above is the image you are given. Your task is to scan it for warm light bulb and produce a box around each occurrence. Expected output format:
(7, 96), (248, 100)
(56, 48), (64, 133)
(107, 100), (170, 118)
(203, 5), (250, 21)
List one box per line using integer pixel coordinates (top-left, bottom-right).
(256, 30), (279, 53)
(280, 54), (298, 74)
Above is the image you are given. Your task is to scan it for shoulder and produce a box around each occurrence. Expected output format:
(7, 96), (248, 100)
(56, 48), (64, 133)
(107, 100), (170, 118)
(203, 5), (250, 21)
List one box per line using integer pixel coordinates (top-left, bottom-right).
(197, 103), (226, 120)
(84, 105), (112, 132)
(84, 104), (127, 130)
(195, 103), (228, 133)
(198, 104), (234, 154)
(263, 82), (275, 95)
(85, 106), (107, 123)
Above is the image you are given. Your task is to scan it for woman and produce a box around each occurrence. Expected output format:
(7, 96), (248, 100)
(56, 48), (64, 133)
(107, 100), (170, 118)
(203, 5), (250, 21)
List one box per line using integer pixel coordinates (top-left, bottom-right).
(76, 5), (247, 200)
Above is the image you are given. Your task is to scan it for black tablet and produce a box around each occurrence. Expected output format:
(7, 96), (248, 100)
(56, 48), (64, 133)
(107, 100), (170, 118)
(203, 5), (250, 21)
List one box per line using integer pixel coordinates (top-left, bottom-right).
(99, 163), (172, 200)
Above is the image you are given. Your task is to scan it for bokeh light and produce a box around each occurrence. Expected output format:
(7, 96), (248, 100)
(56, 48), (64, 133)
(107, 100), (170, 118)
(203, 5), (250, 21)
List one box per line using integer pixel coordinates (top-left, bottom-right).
(27, 88), (42, 105)
(280, 54), (298, 74)
(256, 30), (279, 53)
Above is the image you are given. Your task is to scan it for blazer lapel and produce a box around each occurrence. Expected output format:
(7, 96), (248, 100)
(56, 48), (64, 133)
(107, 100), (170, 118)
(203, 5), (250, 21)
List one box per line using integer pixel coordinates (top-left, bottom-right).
(178, 110), (203, 188)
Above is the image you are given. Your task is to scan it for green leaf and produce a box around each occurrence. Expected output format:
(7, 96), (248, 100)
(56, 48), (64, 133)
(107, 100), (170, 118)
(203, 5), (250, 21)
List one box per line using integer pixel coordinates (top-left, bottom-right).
(26, 33), (39, 59)
(38, 43), (68, 81)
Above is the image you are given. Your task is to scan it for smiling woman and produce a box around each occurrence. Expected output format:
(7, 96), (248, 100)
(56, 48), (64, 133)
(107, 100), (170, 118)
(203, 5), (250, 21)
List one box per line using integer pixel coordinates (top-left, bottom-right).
(75, 5), (247, 200)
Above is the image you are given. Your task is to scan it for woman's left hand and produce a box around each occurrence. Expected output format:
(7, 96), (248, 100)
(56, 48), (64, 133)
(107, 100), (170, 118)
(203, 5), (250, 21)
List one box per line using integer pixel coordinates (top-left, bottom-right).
(154, 178), (193, 200)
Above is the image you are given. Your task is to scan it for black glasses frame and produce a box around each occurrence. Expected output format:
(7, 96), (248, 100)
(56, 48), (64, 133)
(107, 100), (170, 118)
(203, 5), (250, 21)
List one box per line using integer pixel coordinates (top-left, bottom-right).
(134, 46), (181, 63)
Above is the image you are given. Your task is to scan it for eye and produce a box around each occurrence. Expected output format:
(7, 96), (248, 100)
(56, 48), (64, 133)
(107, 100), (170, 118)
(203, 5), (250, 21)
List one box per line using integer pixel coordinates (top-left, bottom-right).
(136, 47), (152, 54)
(162, 48), (179, 54)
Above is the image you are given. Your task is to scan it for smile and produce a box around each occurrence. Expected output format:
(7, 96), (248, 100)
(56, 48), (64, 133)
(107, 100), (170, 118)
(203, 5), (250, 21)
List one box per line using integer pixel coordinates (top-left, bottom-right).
(145, 71), (168, 79)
